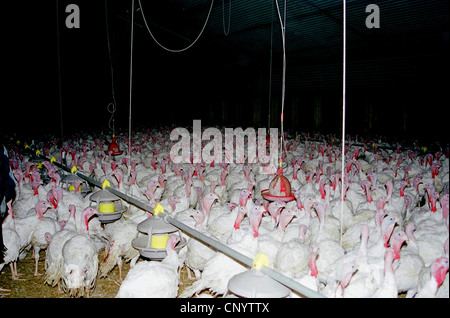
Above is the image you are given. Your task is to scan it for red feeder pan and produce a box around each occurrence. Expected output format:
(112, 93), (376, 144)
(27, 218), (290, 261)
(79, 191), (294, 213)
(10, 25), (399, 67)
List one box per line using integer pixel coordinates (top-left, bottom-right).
(105, 137), (123, 156)
(261, 168), (295, 202)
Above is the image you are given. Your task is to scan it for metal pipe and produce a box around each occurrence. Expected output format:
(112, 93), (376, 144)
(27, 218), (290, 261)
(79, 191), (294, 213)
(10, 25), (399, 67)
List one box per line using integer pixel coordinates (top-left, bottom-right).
(38, 153), (327, 298)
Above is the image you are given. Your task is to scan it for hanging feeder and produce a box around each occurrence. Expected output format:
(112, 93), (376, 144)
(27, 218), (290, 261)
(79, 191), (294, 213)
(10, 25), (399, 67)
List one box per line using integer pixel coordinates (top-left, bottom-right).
(60, 166), (92, 197)
(132, 203), (187, 261)
(227, 252), (290, 298)
(89, 180), (126, 223)
(261, 167), (295, 202)
(105, 135), (123, 156)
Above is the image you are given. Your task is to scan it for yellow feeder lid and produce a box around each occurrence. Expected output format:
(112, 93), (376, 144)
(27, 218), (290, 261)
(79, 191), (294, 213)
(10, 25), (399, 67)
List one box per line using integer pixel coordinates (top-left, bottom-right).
(153, 203), (165, 216)
(253, 252), (269, 270)
(102, 179), (111, 189)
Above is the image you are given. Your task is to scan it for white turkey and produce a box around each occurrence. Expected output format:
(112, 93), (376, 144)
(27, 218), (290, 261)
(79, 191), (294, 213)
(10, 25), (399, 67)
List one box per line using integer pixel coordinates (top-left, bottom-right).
(207, 197), (249, 244)
(184, 209), (216, 280)
(0, 204), (22, 281)
(179, 231), (259, 298)
(372, 247), (398, 298)
(50, 185), (86, 221)
(99, 218), (139, 281)
(44, 205), (84, 292)
(116, 236), (183, 298)
(274, 224), (310, 277)
(11, 167), (42, 218)
(172, 192), (218, 233)
(338, 224), (383, 298)
(393, 223), (425, 297)
(60, 207), (99, 297)
(10, 201), (52, 260)
(416, 256), (449, 298)
(289, 245), (320, 298)
(30, 210), (62, 276)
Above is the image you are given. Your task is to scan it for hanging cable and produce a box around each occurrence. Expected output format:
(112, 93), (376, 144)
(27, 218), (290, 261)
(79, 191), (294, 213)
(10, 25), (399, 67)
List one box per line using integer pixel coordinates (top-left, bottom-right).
(267, 0), (274, 129)
(274, 0), (287, 166)
(105, 0), (117, 108)
(138, 0), (215, 53)
(128, 0), (135, 176)
(222, 0), (232, 36)
(339, 0), (347, 248)
(107, 102), (117, 134)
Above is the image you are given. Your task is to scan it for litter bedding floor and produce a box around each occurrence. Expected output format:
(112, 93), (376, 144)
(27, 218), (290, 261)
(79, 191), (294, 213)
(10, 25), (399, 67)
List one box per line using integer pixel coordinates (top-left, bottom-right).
(0, 249), (194, 298)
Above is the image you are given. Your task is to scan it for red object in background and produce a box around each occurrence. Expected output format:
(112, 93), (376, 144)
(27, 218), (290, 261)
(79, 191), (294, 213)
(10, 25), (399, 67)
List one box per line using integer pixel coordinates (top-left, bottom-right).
(261, 168), (295, 202)
(106, 137), (123, 156)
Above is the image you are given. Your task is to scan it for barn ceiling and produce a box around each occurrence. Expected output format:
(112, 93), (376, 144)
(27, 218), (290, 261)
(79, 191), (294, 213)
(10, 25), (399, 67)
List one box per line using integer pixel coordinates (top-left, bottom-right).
(4, 0), (449, 141)
(99, 0), (449, 100)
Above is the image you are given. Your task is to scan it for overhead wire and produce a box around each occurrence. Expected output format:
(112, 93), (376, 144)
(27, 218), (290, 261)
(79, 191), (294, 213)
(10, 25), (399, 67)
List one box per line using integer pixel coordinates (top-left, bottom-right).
(274, 0), (288, 166)
(105, 0), (117, 108)
(222, 0), (232, 36)
(128, 0), (135, 176)
(105, 0), (118, 139)
(267, 0), (274, 129)
(339, 0), (347, 248)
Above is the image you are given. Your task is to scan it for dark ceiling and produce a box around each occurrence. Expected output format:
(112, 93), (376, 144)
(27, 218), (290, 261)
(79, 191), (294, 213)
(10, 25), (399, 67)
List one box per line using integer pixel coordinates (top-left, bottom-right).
(4, 0), (449, 144)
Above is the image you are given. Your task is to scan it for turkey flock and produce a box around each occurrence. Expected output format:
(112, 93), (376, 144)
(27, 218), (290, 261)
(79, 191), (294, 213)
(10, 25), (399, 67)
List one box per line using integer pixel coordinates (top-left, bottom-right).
(1, 127), (448, 298)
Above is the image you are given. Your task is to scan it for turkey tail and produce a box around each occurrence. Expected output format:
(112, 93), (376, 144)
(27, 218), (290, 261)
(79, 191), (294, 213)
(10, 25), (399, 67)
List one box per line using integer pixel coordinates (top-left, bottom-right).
(123, 246), (139, 263)
(178, 278), (207, 298)
(99, 245), (139, 277)
(99, 245), (119, 278)
(44, 259), (62, 287)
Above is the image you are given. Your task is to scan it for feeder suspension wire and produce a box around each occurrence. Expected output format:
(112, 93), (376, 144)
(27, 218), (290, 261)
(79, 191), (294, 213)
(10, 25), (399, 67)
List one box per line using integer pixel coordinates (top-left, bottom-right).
(138, 0), (215, 53)
(222, 0), (232, 36)
(275, 0), (287, 162)
(55, 0), (64, 143)
(107, 103), (117, 135)
(128, 0), (135, 175)
(267, 0), (274, 129)
(339, 0), (347, 248)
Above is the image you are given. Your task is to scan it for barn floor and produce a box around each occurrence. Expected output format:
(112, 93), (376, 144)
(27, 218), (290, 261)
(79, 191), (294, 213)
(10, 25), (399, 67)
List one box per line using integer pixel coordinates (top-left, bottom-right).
(0, 249), (194, 298)
(1, 249), (409, 298)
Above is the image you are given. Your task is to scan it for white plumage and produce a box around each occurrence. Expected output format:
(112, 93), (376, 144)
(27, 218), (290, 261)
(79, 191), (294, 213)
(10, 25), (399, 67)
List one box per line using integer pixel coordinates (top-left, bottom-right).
(179, 232), (259, 298)
(61, 233), (98, 297)
(116, 236), (183, 298)
(30, 215), (60, 276)
(99, 218), (139, 281)
(2, 126), (449, 300)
